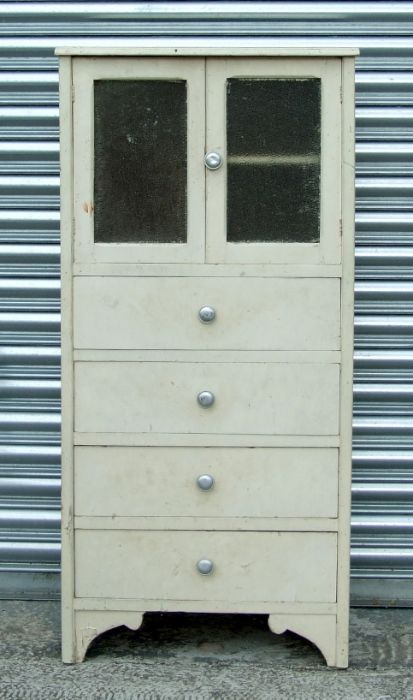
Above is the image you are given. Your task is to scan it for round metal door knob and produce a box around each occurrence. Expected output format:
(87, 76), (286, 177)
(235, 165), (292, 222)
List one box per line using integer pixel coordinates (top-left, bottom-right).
(197, 474), (215, 491)
(204, 152), (223, 170)
(197, 391), (215, 408)
(197, 559), (214, 575)
(199, 306), (216, 324)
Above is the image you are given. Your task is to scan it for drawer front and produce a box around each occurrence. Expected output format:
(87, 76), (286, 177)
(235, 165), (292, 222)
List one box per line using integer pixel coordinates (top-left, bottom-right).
(75, 447), (338, 518)
(74, 361), (339, 436)
(75, 530), (337, 602)
(73, 277), (340, 351)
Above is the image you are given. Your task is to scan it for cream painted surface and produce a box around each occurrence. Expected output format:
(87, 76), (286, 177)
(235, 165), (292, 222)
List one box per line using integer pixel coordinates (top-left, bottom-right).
(75, 516), (338, 532)
(73, 432), (340, 448)
(74, 361), (340, 436)
(74, 350), (341, 364)
(74, 447), (338, 519)
(334, 56), (356, 669)
(73, 57), (205, 264)
(73, 262), (342, 277)
(74, 610), (143, 663)
(75, 530), (337, 603)
(74, 598), (337, 615)
(59, 55), (76, 665)
(268, 613), (338, 667)
(206, 58), (342, 265)
(73, 277), (341, 351)
(58, 47), (359, 57)
(60, 48), (356, 667)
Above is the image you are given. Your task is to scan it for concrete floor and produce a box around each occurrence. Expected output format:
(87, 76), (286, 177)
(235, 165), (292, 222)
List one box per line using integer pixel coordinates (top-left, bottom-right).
(0, 603), (413, 699)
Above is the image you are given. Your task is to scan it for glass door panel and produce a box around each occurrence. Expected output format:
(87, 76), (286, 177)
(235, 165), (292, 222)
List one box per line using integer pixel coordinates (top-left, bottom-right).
(227, 77), (321, 244)
(73, 58), (205, 264)
(94, 79), (187, 245)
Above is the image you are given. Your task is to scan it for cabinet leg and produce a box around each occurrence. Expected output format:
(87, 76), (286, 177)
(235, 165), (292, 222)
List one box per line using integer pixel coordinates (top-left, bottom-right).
(69, 610), (144, 663)
(268, 613), (344, 668)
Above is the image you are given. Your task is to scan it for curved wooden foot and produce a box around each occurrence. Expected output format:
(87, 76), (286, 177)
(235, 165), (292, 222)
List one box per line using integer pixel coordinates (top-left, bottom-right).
(268, 614), (342, 667)
(74, 610), (144, 663)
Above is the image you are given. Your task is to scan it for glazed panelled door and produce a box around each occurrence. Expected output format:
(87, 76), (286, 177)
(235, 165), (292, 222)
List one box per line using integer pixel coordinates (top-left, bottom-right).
(72, 58), (205, 263)
(205, 58), (342, 264)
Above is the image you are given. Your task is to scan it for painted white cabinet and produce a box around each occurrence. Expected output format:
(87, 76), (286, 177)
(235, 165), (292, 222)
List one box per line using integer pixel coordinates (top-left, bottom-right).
(58, 45), (357, 666)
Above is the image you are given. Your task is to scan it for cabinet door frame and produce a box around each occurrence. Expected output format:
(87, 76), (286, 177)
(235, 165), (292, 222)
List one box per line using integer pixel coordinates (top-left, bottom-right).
(205, 57), (342, 265)
(72, 57), (205, 264)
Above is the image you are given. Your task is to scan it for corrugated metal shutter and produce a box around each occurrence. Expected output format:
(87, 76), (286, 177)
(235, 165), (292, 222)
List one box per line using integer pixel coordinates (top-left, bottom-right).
(0, 2), (412, 603)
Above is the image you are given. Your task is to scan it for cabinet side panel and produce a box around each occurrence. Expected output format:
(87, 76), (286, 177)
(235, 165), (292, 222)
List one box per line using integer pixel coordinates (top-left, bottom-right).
(336, 56), (356, 668)
(59, 55), (75, 664)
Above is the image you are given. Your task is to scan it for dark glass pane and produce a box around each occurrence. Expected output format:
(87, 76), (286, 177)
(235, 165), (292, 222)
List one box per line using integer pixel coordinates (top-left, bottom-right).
(94, 80), (187, 243)
(227, 78), (321, 243)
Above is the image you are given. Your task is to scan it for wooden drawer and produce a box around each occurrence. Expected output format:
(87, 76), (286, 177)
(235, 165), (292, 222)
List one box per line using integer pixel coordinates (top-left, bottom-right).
(75, 447), (338, 519)
(73, 277), (340, 351)
(74, 361), (339, 436)
(75, 530), (337, 603)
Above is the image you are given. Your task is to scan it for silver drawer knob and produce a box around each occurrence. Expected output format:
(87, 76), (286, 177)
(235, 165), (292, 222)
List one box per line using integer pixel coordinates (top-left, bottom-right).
(199, 306), (216, 324)
(197, 559), (214, 575)
(197, 391), (215, 408)
(197, 474), (215, 491)
(204, 152), (222, 170)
